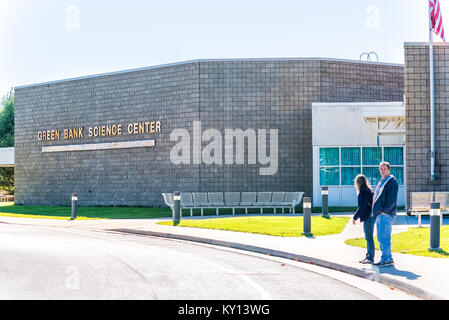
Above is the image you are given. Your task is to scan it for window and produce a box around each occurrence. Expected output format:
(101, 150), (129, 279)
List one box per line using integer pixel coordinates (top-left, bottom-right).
(384, 147), (403, 165)
(320, 148), (339, 166)
(320, 167), (339, 185)
(363, 167), (381, 187)
(319, 148), (339, 185)
(341, 147), (360, 166)
(319, 146), (404, 187)
(341, 167), (361, 185)
(363, 147), (382, 165)
(390, 167), (404, 185)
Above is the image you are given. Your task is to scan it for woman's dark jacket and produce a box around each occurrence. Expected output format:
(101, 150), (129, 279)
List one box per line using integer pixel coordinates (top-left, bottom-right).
(353, 186), (374, 222)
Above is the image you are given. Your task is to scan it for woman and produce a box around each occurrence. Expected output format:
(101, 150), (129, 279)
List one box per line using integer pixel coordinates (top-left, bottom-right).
(352, 174), (375, 264)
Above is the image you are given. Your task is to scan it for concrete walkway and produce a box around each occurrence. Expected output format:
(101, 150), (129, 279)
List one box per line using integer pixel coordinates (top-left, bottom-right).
(0, 212), (447, 300)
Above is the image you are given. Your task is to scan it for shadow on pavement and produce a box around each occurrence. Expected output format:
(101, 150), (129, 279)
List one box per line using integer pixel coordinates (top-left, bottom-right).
(377, 266), (421, 280)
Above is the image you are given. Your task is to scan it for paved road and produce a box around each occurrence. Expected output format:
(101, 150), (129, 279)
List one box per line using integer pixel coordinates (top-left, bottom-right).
(0, 222), (407, 300)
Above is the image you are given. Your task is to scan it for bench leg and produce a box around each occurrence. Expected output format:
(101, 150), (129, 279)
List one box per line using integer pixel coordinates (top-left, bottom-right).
(418, 214), (421, 228)
(190, 208), (193, 217)
(232, 208), (235, 215)
(201, 208), (204, 216)
(216, 208), (219, 215)
(245, 207), (248, 214)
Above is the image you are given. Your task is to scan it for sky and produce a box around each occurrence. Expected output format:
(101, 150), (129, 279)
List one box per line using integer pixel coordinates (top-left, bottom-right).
(0, 0), (447, 99)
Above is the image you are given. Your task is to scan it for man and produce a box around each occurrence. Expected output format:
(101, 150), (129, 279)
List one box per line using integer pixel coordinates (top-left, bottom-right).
(371, 161), (399, 267)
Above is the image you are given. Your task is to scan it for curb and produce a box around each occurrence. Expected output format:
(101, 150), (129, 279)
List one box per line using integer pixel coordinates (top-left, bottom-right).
(109, 228), (444, 301)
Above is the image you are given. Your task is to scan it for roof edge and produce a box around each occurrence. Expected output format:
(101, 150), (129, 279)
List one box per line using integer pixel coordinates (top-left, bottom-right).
(15, 57), (404, 90)
(404, 42), (449, 47)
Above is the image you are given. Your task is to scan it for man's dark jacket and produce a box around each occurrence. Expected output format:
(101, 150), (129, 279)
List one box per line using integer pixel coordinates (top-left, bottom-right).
(372, 175), (399, 218)
(353, 185), (374, 222)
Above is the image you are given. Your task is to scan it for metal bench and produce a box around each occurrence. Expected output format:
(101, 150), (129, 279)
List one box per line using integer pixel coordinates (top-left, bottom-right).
(240, 192), (257, 214)
(282, 192), (303, 213)
(271, 192), (286, 213)
(410, 192), (444, 227)
(208, 192), (225, 215)
(254, 192), (272, 213)
(193, 192), (209, 216)
(224, 192), (240, 214)
(162, 193), (174, 210)
(162, 191), (305, 216)
(181, 192), (196, 216)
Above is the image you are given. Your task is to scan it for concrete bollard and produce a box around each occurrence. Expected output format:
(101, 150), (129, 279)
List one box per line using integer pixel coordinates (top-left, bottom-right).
(429, 202), (441, 252)
(173, 191), (181, 225)
(321, 186), (329, 218)
(302, 197), (312, 236)
(70, 193), (78, 220)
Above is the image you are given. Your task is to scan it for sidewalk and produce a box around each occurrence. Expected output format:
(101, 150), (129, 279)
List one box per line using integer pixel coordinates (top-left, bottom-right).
(1, 212), (448, 300)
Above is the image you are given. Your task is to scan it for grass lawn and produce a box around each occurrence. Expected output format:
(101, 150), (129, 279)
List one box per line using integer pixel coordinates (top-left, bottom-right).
(345, 226), (449, 258)
(0, 202), (172, 220)
(158, 216), (349, 237)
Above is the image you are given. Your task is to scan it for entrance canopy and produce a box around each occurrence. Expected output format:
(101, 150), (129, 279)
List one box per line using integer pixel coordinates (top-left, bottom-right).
(362, 110), (405, 136)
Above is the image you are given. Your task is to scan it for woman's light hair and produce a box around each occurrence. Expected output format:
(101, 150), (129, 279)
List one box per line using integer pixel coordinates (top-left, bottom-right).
(354, 174), (371, 194)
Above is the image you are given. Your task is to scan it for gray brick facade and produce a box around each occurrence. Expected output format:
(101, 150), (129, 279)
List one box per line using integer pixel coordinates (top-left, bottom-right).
(14, 58), (403, 207)
(405, 43), (449, 208)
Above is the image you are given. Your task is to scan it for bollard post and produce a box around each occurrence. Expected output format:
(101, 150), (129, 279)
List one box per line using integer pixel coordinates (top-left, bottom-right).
(173, 191), (181, 225)
(321, 186), (329, 218)
(302, 197), (312, 236)
(429, 202), (441, 252)
(70, 193), (78, 220)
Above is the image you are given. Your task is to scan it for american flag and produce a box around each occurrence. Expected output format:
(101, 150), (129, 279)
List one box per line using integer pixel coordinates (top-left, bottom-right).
(430, 0), (446, 41)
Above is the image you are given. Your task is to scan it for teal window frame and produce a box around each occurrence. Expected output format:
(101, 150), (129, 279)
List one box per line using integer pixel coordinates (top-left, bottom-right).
(319, 146), (404, 187)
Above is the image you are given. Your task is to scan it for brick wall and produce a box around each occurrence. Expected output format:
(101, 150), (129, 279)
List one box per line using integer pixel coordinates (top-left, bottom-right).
(405, 42), (449, 208)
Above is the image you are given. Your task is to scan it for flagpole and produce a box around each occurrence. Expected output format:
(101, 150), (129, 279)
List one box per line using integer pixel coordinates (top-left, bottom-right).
(429, 1), (437, 181)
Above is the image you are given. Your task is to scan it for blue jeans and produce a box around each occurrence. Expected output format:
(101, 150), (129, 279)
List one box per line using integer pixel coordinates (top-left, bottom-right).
(376, 214), (395, 262)
(363, 216), (375, 261)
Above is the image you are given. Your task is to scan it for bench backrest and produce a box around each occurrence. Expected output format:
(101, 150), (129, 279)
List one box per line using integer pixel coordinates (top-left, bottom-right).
(241, 192), (257, 204)
(411, 192), (434, 212)
(256, 192), (272, 204)
(225, 192), (240, 205)
(180, 192), (194, 206)
(208, 192), (224, 204)
(193, 192), (209, 206)
(271, 192), (285, 203)
(435, 192), (449, 211)
(294, 192), (304, 205)
(283, 192), (297, 203)
(162, 193), (174, 207)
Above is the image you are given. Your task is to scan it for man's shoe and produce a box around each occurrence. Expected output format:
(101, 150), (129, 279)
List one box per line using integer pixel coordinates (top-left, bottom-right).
(373, 260), (394, 267)
(359, 258), (374, 264)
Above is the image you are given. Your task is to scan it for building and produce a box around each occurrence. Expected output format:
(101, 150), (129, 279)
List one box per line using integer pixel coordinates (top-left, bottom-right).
(14, 56), (409, 207)
(312, 102), (406, 207)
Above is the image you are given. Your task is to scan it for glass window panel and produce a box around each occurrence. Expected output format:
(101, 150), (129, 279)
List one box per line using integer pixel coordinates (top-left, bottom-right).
(384, 147), (404, 166)
(341, 167), (361, 185)
(341, 148), (360, 166)
(320, 167), (339, 185)
(390, 167), (404, 185)
(363, 167), (381, 187)
(362, 147), (382, 165)
(320, 148), (339, 166)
